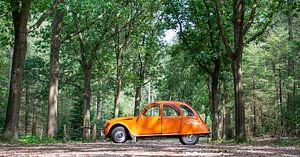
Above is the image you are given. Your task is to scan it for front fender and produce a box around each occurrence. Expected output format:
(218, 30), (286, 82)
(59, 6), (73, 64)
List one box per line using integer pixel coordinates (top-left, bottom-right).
(104, 121), (138, 137)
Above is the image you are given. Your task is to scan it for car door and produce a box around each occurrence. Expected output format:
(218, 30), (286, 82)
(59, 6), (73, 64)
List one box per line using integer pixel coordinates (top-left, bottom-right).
(179, 105), (199, 134)
(162, 104), (182, 134)
(137, 104), (162, 135)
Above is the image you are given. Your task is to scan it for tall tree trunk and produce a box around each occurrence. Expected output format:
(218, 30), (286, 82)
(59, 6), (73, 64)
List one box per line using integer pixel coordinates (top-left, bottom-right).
(134, 57), (144, 116)
(216, 0), (247, 142)
(286, 0), (294, 135)
(113, 25), (123, 118)
(31, 101), (37, 135)
(232, 58), (246, 141)
(252, 76), (257, 136)
(82, 68), (92, 140)
(47, 8), (64, 138)
(210, 74), (219, 140)
(114, 59), (122, 118)
(279, 68), (283, 133)
(93, 87), (102, 141)
(3, 0), (31, 143)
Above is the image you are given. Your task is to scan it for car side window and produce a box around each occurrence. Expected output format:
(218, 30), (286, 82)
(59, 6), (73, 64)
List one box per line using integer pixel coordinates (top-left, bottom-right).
(144, 105), (160, 116)
(163, 105), (180, 116)
(180, 105), (194, 116)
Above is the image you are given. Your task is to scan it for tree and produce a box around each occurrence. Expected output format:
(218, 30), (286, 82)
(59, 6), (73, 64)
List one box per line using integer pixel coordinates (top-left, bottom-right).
(47, 7), (65, 138)
(215, 0), (282, 141)
(3, 0), (61, 142)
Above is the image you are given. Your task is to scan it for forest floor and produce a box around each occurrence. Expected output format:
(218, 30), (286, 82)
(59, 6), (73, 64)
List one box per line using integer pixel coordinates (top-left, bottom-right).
(0, 138), (299, 157)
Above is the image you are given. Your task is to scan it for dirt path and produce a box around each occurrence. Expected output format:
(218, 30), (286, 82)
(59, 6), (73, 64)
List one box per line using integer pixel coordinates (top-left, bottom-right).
(0, 139), (299, 156)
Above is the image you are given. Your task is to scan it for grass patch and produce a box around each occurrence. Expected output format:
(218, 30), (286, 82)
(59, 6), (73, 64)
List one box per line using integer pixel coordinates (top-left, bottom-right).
(19, 135), (57, 144)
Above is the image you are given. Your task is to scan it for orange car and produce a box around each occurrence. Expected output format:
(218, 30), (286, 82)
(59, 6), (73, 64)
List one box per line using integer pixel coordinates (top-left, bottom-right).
(102, 100), (210, 145)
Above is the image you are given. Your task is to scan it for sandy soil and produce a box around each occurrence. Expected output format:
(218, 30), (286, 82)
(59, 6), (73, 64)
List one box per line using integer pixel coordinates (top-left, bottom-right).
(0, 139), (299, 157)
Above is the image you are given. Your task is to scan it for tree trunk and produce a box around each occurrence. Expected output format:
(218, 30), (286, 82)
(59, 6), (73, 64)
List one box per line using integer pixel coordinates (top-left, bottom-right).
(252, 76), (257, 137)
(134, 60), (144, 116)
(82, 68), (92, 140)
(113, 25), (123, 118)
(221, 82), (232, 140)
(232, 58), (246, 142)
(3, 0), (31, 143)
(279, 68), (283, 133)
(114, 65), (122, 118)
(134, 85), (142, 116)
(219, 106), (225, 139)
(47, 8), (64, 138)
(31, 101), (37, 135)
(286, 0), (294, 135)
(24, 88), (29, 134)
(210, 74), (219, 140)
(96, 86), (102, 120)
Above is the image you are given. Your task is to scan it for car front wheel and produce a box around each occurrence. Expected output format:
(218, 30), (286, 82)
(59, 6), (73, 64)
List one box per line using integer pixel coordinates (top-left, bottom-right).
(179, 134), (199, 145)
(111, 126), (127, 143)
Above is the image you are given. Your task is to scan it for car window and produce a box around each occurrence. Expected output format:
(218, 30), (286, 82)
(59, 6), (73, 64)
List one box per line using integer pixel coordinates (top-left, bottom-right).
(163, 105), (180, 116)
(180, 105), (194, 116)
(144, 105), (160, 116)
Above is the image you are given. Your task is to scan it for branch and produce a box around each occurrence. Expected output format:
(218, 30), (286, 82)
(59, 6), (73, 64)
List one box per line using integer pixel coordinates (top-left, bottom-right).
(203, 0), (217, 54)
(215, 0), (234, 57)
(61, 13), (105, 43)
(170, 1), (212, 74)
(72, 11), (86, 65)
(243, 0), (257, 34)
(245, 1), (283, 44)
(197, 59), (212, 75)
(29, 0), (63, 31)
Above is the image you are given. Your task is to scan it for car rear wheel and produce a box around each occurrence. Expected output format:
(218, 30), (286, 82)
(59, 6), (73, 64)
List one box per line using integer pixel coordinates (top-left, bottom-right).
(179, 134), (199, 145)
(111, 126), (127, 143)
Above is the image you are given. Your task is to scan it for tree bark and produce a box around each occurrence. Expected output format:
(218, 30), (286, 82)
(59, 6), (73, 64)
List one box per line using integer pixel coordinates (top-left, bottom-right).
(113, 25), (124, 118)
(286, 0), (294, 135)
(134, 84), (142, 116)
(210, 74), (219, 140)
(216, 0), (247, 142)
(232, 58), (246, 142)
(222, 83), (233, 140)
(114, 54), (123, 118)
(82, 67), (92, 140)
(24, 88), (29, 134)
(252, 76), (257, 137)
(31, 101), (37, 135)
(133, 53), (145, 116)
(3, 0), (31, 143)
(47, 8), (64, 138)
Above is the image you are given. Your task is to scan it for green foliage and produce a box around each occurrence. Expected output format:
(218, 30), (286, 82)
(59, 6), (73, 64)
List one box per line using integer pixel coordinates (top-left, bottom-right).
(68, 96), (83, 141)
(19, 135), (57, 144)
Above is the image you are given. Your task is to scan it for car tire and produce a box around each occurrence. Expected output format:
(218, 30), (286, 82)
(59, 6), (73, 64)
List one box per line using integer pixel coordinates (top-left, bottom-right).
(179, 134), (199, 145)
(111, 126), (127, 143)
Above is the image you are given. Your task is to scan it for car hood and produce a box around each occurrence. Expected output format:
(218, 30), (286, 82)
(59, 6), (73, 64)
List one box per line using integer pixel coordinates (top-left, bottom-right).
(107, 116), (137, 123)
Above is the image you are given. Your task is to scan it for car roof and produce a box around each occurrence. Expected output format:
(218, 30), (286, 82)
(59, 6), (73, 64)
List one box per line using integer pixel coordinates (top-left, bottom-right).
(153, 100), (187, 106)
